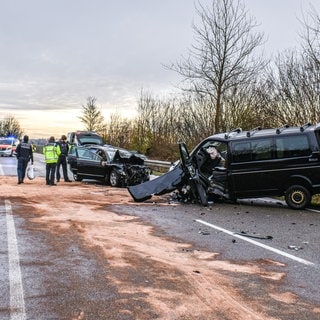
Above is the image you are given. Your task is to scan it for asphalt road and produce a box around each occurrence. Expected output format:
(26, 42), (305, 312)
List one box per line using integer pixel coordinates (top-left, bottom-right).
(1, 155), (320, 319)
(0, 153), (73, 180)
(112, 199), (320, 301)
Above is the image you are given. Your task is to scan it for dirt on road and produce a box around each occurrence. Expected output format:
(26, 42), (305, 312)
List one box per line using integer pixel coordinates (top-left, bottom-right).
(1, 176), (320, 320)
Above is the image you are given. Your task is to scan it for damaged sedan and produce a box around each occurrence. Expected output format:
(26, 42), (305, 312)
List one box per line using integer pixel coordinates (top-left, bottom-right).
(68, 145), (151, 187)
(128, 124), (320, 209)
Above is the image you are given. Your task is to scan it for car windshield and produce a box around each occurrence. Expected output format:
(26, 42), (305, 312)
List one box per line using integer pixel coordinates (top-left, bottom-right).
(0, 139), (14, 145)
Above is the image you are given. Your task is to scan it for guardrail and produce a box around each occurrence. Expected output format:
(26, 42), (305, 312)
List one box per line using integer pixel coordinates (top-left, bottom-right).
(145, 159), (172, 173)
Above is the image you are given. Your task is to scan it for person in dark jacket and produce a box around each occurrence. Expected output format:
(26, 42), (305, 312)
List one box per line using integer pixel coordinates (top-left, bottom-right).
(16, 135), (34, 184)
(56, 134), (71, 182)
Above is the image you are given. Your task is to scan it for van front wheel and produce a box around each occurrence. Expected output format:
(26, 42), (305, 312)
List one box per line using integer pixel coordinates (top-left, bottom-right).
(285, 185), (310, 210)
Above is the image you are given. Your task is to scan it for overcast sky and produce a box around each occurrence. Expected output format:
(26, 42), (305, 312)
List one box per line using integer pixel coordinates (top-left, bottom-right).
(0, 0), (319, 138)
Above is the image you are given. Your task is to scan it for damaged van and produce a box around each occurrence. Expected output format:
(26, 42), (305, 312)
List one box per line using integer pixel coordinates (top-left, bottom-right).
(128, 123), (320, 209)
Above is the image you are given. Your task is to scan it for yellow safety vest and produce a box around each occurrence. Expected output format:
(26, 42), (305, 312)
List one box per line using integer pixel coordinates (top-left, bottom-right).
(43, 143), (61, 163)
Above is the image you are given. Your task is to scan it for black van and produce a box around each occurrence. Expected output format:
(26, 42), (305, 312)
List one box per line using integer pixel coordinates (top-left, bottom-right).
(128, 123), (320, 209)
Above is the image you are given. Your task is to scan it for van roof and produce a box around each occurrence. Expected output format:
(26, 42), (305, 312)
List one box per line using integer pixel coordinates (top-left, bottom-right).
(207, 123), (320, 142)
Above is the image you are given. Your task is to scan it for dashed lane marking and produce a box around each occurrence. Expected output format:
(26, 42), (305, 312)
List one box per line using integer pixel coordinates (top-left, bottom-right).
(196, 219), (315, 267)
(5, 200), (26, 320)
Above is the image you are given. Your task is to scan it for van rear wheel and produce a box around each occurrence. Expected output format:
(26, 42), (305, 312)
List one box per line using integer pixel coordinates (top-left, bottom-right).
(285, 185), (310, 210)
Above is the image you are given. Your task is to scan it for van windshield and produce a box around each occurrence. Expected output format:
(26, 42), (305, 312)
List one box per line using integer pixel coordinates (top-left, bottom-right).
(77, 135), (103, 145)
(0, 139), (14, 145)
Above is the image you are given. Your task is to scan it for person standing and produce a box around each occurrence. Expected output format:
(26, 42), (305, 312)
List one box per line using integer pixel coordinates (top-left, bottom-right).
(56, 135), (71, 182)
(16, 135), (33, 184)
(43, 136), (61, 186)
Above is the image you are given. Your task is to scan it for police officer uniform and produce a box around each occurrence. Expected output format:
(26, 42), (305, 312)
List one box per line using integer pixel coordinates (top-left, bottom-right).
(16, 135), (33, 184)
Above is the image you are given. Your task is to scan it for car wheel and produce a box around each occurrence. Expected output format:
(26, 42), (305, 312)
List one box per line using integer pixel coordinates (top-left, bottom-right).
(285, 185), (310, 210)
(73, 173), (83, 182)
(109, 170), (119, 187)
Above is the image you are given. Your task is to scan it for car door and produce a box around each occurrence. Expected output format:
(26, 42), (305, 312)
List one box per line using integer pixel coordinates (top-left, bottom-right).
(179, 142), (208, 205)
(74, 147), (106, 179)
(229, 138), (277, 197)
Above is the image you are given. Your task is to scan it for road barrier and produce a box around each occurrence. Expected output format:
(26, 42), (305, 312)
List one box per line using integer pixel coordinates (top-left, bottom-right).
(144, 159), (172, 173)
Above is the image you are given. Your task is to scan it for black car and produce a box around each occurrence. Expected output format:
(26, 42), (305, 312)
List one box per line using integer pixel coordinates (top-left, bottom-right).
(128, 123), (320, 209)
(67, 145), (151, 187)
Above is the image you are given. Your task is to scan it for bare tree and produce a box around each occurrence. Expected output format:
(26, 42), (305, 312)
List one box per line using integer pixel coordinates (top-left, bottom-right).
(79, 96), (105, 132)
(104, 113), (133, 148)
(262, 7), (320, 127)
(0, 115), (23, 138)
(277, 51), (320, 124)
(167, 0), (265, 132)
(301, 5), (320, 67)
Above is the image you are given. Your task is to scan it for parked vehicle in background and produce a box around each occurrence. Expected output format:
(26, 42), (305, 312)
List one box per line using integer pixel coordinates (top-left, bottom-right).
(0, 137), (19, 157)
(67, 145), (151, 187)
(129, 123), (320, 209)
(67, 131), (104, 146)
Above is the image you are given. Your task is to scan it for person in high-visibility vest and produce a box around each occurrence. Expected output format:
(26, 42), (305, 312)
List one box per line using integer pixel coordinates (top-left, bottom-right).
(43, 136), (61, 186)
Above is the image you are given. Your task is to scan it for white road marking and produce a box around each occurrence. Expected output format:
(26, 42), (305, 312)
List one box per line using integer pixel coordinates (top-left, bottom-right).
(5, 200), (27, 320)
(307, 208), (320, 214)
(0, 163), (4, 176)
(196, 219), (315, 267)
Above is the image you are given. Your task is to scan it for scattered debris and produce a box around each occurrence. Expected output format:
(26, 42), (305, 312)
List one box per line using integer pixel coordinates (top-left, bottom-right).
(288, 245), (303, 251)
(235, 231), (273, 240)
(198, 230), (210, 235)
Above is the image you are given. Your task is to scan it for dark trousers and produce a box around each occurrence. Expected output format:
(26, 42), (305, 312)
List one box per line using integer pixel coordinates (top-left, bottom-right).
(46, 163), (57, 185)
(56, 155), (69, 181)
(17, 157), (29, 182)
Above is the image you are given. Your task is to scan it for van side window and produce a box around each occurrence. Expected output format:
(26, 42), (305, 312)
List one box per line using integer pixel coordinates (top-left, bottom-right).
(251, 139), (273, 160)
(232, 142), (251, 162)
(276, 135), (311, 158)
(232, 138), (273, 162)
